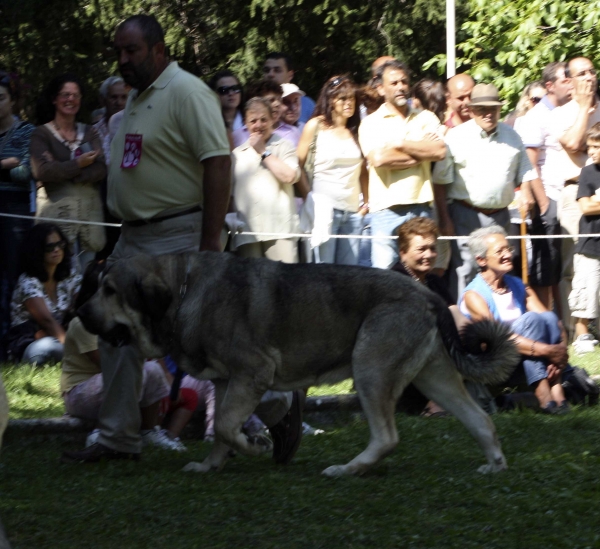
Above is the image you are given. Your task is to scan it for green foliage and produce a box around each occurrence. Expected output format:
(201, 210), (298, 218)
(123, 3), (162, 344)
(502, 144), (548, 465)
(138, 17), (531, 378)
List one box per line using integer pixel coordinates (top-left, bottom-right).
(427, 0), (600, 110)
(0, 0), (454, 117)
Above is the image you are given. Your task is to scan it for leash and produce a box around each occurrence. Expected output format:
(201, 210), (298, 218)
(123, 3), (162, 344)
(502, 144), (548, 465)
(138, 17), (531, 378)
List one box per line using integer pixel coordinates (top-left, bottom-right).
(168, 257), (192, 402)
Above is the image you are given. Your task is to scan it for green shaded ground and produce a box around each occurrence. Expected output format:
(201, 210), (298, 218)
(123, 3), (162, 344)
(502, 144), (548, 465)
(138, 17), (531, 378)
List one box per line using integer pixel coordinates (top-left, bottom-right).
(1, 410), (600, 549)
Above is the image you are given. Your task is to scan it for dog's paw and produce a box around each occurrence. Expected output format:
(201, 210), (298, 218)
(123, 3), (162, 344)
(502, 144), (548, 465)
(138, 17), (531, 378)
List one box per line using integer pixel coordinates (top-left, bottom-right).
(246, 433), (273, 453)
(477, 461), (508, 474)
(321, 464), (349, 477)
(182, 461), (213, 473)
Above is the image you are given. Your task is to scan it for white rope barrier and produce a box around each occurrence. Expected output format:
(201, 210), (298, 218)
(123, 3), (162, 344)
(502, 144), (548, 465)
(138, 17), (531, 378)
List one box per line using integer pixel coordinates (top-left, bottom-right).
(1, 211), (599, 241)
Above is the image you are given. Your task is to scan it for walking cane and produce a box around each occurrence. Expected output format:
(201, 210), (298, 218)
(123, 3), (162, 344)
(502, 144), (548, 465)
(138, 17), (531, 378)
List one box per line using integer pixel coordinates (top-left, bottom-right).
(519, 201), (528, 284)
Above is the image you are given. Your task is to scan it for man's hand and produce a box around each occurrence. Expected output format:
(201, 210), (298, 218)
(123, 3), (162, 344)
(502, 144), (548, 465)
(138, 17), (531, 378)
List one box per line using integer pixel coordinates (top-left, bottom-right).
(573, 77), (596, 111)
(248, 132), (267, 155)
(519, 186), (536, 213)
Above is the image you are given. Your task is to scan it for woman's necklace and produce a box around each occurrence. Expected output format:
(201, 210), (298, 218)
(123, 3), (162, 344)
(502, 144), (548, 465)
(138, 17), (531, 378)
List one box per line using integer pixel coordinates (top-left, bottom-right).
(52, 121), (77, 144)
(401, 261), (422, 283)
(482, 274), (508, 295)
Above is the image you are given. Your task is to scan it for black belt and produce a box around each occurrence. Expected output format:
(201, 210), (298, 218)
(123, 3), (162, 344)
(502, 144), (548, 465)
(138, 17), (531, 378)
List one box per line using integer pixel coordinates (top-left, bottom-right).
(123, 205), (202, 227)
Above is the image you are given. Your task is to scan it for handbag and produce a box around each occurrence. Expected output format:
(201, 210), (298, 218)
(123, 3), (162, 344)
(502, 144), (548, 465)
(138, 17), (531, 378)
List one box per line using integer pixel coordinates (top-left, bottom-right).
(4, 320), (40, 362)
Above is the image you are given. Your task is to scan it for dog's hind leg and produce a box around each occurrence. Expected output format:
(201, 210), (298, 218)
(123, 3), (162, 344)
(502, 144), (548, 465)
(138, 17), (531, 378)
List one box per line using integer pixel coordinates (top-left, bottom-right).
(322, 315), (432, 477)
(412, 340), (507, 473)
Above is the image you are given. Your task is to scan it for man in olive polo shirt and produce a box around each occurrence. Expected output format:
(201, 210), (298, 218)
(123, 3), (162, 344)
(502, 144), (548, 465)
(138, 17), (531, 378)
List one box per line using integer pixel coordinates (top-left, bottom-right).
(62, 15), (302, 465)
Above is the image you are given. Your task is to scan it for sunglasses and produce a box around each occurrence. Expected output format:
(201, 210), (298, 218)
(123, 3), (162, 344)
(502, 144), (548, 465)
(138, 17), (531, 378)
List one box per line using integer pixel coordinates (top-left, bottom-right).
(217, 85), (242, 95)
(329, 77), (347, 88)
(44, 240), (67, 253)
(530, 96), (543, 104)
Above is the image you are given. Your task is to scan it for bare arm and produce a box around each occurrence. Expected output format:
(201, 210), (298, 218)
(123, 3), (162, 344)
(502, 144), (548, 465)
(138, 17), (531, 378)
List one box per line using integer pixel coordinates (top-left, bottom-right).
(559, 79), (596, 153)
(24, 298), (66, 344)
(359, 160), (369, 212)
(200, 155), (232, 252)
(367, 147), (418, 169)
(578, 195), (600, 215)
(296, 118), (320, 168)
(525, 147), (541, 179)
(396, 137), (446, 162)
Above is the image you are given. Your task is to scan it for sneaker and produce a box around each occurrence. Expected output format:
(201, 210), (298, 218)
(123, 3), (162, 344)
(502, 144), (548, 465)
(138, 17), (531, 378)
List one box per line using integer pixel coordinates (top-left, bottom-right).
(141, 426), (187, 452)
(302, 422), (325, 436)
(85, 428), (101, 448)
(573, 334), (598, 355)
(61, 443), (140, 464)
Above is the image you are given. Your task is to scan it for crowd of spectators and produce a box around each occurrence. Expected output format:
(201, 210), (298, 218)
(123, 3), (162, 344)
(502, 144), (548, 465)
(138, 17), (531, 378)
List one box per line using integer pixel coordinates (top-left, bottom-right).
(1, 14), (600, 461)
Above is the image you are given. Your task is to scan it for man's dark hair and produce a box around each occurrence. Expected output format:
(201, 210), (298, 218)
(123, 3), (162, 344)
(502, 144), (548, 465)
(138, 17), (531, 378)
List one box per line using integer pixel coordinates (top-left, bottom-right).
(542, 62), (567, 85)
(118, 14), (165, 48)
(19, 223), (73, 283)
(245, 79), (283, 99)
(375, 60), (411, 85)
(264, 52), (294, 72)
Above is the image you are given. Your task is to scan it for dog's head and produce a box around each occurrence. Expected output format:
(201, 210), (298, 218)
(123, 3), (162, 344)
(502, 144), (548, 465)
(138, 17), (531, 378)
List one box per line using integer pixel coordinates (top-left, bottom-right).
(77, 255), (173, 356)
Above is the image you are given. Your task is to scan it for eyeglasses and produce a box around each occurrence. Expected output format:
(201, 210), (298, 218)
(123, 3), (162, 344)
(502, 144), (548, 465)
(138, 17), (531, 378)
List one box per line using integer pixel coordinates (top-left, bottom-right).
(44, 240), (67, 253)
(529, 96), (543, 104)
(574, 68), (597, 78)
(217, 85), (242, 95)
(58, 92), (82, 100)
(489, 245), (514, 257)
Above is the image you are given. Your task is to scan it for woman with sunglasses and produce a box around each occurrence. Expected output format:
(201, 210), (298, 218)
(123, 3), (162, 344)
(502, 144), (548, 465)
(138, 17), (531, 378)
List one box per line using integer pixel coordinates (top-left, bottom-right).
(504, 81), (546, 130)
(6, 223), (81, 365)
(208, 70), (244, 133)
(30, 73), (107, 270)
(297, 75), (368, 264)
(0, 71), (36, 361)
(459, 225), (570, 413)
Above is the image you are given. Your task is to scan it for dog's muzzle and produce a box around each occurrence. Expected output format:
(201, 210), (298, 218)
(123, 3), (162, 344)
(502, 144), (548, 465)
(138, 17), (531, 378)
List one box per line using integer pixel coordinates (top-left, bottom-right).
(102, 324), (132, 348)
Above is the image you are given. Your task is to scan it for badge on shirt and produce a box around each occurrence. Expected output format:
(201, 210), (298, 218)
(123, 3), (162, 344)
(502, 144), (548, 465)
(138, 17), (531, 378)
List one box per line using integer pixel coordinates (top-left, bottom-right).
(121, 134), (143, 169)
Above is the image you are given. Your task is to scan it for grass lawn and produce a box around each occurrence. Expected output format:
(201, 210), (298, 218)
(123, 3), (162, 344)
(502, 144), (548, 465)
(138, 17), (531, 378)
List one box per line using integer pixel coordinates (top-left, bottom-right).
(1, 411), (600, 548)
(1, 349), (599, 548)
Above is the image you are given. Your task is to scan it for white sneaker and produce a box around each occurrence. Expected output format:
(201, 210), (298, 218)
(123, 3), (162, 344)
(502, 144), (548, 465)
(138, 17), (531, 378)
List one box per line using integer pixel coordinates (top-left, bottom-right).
(302, 422), (325, 436)
(573, 334), (598, 355)
(85, 428), (101, 448)
(141, 426), (187, 452)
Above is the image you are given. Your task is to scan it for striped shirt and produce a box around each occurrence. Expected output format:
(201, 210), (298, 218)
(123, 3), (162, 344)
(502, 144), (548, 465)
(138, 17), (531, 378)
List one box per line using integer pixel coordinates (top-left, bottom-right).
(0, 119), (35, 193)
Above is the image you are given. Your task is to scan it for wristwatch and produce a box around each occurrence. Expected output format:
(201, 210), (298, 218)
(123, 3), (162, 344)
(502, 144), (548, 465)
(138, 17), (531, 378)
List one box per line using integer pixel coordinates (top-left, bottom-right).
(260, 150), (272, 161)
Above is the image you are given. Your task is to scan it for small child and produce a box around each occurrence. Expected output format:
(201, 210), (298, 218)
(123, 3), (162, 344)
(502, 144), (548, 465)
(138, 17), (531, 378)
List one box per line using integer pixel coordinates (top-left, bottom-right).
(569, 122), (600, 354)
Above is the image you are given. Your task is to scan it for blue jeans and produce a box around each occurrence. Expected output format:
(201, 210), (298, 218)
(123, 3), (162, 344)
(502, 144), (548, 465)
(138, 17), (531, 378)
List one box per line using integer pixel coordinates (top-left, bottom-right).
(314, 209), (364, 265)
(21, 337), (63, 365)
(510, 311), (570, 385)
(370, 204), (432, 269)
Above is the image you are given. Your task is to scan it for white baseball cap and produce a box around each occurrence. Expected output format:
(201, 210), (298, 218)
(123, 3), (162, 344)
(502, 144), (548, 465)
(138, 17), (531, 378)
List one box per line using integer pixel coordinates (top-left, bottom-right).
(281, 83), (306, 98)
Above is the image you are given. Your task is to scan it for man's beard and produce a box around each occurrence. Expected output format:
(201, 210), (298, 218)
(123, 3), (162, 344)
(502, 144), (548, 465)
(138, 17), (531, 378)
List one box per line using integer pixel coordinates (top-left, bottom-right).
(120, 56), (155, 90)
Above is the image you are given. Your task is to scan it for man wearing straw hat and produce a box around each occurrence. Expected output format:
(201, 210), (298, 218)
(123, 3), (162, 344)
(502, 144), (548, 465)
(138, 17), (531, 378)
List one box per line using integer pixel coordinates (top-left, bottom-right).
(433, 83), (539, 300)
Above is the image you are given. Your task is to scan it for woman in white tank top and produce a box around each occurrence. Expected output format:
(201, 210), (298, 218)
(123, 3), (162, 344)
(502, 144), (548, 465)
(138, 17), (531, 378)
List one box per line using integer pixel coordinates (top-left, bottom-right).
(297, 76), (368, 265)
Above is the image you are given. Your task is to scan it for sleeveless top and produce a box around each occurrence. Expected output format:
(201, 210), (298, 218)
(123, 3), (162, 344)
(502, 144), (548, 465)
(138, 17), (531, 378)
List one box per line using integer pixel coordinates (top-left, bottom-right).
(312, 130), (362, 212)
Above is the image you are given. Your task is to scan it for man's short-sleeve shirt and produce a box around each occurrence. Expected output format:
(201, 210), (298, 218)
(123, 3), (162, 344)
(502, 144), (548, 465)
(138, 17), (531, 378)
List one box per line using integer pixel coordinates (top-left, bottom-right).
(575, 163), (600, 257)
(358, 104), (441, 212)
(432, 120), (535, 209)
(108, 62), (230, 221)
(547, 100), (600, 184)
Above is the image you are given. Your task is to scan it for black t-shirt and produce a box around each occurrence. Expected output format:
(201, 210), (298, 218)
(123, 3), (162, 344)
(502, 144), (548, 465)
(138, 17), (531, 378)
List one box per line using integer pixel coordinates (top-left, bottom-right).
(575, 163), (600, 257)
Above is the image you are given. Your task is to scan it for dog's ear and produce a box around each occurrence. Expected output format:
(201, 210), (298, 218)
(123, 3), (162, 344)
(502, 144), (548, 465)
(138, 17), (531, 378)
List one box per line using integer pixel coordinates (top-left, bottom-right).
(131, 272), (173, 323)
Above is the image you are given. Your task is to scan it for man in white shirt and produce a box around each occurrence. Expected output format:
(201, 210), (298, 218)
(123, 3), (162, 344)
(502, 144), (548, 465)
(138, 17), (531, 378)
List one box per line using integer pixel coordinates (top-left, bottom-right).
(517, 62), (572, 309)
(433, 83), (538, 300)
(546, 57), (600, 334)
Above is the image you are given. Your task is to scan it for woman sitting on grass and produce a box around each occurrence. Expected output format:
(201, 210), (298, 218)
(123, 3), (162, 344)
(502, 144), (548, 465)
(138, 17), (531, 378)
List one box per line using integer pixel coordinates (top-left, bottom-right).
(6, 223), (81, 365)
(459, 225), (570, 414)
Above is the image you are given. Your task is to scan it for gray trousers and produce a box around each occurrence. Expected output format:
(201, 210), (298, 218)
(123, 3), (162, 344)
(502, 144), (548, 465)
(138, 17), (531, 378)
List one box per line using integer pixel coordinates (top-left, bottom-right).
(448, 202), (511, 302)
(97, 212), (291, 453)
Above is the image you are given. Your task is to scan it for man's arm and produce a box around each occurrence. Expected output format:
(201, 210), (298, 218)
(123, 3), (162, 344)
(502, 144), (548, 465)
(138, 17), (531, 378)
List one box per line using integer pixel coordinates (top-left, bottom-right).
(366, 147), (419, 169)
(396, 137), (446, 162)
(559, 79), (596, 153)
(432, 184), (454, 236)
(200, 155), (232, 252)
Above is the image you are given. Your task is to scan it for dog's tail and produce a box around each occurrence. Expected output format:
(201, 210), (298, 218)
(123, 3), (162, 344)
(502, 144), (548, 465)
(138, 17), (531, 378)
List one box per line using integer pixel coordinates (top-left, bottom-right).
(434, 299), (521, 385)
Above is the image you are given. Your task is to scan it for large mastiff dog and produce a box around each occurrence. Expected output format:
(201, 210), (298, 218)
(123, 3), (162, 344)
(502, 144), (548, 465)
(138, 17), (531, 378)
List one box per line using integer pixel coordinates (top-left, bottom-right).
(79, 252), (520, 476)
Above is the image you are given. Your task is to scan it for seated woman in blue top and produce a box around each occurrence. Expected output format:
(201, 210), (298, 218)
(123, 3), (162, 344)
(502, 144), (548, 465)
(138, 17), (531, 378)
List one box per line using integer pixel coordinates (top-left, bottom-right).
(459, 225), (569, 413)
